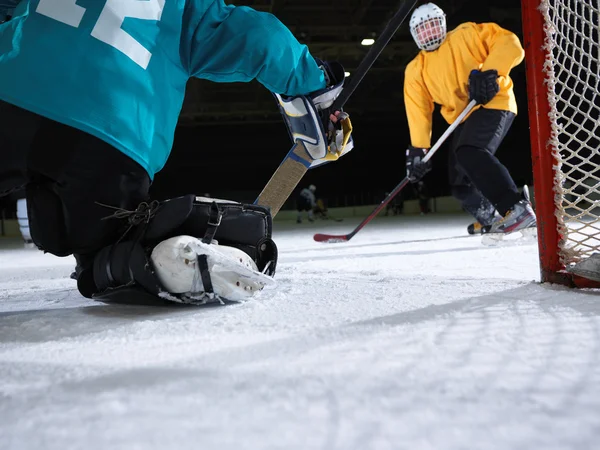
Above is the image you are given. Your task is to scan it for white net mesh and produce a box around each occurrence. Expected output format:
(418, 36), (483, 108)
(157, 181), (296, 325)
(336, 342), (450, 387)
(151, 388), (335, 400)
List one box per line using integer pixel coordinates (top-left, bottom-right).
(539, 0), (600, 267)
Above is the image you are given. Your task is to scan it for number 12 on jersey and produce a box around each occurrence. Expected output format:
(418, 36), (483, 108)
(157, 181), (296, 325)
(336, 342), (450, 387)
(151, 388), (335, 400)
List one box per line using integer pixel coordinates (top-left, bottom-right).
(36, 0), (165, 70)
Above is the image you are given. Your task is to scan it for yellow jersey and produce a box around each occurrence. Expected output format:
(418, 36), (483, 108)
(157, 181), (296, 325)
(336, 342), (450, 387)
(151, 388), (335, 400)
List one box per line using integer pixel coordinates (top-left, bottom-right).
(403, 22), (525, 148)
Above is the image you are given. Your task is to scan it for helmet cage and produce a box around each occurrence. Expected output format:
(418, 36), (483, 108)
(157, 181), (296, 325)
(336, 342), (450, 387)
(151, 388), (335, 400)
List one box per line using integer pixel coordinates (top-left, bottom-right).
(410, 5), (447, 51)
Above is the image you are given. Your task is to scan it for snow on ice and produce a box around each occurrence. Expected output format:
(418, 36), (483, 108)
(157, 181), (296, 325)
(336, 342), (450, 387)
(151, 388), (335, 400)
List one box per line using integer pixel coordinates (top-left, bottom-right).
(1, 213), (600, 450)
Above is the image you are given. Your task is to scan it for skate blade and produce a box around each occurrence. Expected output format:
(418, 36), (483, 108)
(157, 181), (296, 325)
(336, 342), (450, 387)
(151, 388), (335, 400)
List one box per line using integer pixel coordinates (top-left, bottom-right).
(481, 227), (538, 247)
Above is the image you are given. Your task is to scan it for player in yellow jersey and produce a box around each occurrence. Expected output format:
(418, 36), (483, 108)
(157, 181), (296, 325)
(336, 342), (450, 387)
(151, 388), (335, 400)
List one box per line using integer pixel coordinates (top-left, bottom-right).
(403, 3), (537, 236)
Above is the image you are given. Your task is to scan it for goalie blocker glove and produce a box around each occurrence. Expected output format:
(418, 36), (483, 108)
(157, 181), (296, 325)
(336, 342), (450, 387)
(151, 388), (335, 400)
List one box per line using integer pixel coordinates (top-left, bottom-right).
(468, 69), (500, 105)
(406, 146), (432, 182)
(275, 60), (354, 168)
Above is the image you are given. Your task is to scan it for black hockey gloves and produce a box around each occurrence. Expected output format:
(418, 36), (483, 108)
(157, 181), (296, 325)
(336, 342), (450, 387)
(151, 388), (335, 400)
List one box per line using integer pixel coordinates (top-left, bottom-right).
(468, 69), (500, 105)
(406, 146), (431, 183)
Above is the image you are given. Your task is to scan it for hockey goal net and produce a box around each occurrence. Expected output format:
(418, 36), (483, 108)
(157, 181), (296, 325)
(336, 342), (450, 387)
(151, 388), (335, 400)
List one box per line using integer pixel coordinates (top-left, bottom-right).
(522, 0), (600, 286)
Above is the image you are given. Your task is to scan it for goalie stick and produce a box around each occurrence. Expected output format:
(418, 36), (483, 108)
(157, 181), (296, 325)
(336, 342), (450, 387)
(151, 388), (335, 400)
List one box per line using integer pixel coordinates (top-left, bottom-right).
(314, 99), (478, 243)
(254, 0), (419, 217)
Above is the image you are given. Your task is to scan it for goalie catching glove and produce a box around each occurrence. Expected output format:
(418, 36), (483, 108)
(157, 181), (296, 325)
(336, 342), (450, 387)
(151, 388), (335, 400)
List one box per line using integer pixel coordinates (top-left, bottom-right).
(275, 60), (354, 168)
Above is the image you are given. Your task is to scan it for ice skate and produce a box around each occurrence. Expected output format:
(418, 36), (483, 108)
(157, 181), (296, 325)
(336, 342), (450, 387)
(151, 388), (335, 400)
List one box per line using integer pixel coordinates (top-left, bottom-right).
(482, 199), (537, 246)
(462, 191), (498, 236)
(467, 221), (492, 235)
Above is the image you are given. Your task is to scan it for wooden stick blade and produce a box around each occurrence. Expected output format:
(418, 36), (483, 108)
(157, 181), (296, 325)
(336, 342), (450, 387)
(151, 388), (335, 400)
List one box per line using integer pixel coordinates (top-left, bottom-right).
(254, 141), (311, 217)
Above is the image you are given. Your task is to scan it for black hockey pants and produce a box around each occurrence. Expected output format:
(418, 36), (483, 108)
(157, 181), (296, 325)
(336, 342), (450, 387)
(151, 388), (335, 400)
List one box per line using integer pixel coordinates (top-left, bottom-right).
(447, 107), (521, 219)
(0, 100), (150, 263)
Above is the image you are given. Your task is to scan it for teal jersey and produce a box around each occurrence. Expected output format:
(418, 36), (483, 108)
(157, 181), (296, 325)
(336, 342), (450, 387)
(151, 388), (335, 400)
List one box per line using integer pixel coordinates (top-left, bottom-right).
(0, 0), (326, 178)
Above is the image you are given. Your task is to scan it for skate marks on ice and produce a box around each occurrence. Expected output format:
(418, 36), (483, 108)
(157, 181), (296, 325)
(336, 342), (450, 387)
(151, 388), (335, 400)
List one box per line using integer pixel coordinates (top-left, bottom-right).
(481, 227), (538, 247)
(2, 224), (600, 449)
(0, 244), (82, 313)
(0, 297), (241, 344)
(0, 275), (241, 344)
(283, 243), (493, 264)
(0, 270), (87, 315)
(279, 234), (536, 265)
(3, 282), (600, 450)
(222, 282), (600, 450)
(0, 262), (240, 344)
(279, 234), (475, 254)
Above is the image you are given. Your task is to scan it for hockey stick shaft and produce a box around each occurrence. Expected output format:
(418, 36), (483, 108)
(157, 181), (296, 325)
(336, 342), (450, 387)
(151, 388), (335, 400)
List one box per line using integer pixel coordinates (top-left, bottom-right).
(330, 0), (419, 111)
(255, 0), (419, 217)
(314, 100), (477, 243)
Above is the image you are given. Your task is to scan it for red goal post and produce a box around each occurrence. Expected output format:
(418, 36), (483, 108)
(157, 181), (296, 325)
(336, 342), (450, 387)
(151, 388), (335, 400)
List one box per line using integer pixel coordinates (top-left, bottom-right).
(521, 0), (600, 287)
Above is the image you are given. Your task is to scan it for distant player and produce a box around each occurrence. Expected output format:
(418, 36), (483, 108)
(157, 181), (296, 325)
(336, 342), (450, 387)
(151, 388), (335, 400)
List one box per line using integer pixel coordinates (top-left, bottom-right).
(313, 198), (329, 220)
(297, 185), (317, 223)
(384, 192), (404, 216)
(0, 0), (353, 304)
(403, 3), (536, 236)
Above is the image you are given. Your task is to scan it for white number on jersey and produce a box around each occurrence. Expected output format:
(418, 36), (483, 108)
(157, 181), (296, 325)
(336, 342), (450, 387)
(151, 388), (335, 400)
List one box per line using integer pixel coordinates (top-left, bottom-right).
(36, 0), (165, 70)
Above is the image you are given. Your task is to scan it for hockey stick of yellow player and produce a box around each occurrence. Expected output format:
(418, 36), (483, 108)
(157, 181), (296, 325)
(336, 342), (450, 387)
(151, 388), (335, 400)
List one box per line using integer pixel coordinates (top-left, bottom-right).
(255, 0), (418, 217)
(314, 99), (478, 243)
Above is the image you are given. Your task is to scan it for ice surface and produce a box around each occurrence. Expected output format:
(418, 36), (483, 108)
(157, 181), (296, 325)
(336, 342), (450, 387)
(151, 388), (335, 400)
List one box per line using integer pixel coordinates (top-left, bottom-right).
(1, 213), (600, 450)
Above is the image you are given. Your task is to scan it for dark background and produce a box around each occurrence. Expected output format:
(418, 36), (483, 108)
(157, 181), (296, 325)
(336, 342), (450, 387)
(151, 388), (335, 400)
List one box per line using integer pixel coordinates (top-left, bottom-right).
(150, 0), (531, 207)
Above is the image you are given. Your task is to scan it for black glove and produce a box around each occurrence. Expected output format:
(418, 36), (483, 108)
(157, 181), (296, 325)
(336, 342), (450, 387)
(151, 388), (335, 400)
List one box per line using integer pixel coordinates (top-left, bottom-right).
(406, 146), (432, 183)
(468, 69), (500, 105)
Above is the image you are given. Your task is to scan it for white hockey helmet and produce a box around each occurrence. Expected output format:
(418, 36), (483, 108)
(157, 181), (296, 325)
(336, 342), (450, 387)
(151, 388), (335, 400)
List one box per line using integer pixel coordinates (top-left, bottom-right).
(409, 3), (447, 51)
(309, 184), (316, 192)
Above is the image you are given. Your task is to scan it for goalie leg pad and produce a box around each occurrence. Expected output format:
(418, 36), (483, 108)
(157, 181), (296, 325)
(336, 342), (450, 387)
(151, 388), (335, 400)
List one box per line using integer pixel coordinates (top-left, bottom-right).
(79, 236), (274, 304)
(141, 195), (278, 277)
(150, 235), (276, 302)
(76, 195), (278, 304)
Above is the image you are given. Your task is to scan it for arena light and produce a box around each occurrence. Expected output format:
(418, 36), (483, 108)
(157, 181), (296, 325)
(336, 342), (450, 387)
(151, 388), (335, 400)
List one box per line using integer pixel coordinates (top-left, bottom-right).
(344, 71), (350, 77)
(361, 38), (375, 46)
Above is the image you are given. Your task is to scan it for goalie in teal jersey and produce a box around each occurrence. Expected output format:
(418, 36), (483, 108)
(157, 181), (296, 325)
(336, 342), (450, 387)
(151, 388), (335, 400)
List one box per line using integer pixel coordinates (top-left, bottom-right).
(0, 0), (353, 304)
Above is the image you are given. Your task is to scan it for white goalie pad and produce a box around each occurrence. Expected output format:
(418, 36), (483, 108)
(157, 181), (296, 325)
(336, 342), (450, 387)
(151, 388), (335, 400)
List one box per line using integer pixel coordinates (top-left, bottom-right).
(150, 235), (275, 302)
